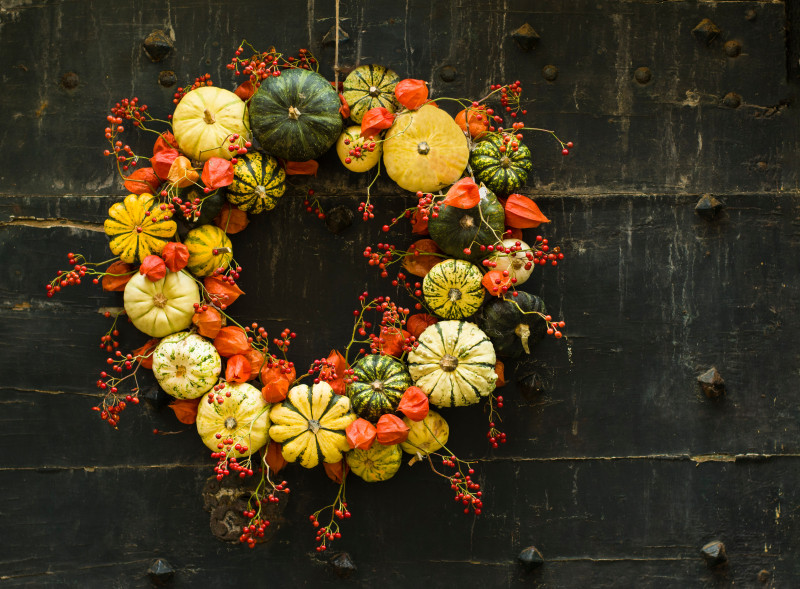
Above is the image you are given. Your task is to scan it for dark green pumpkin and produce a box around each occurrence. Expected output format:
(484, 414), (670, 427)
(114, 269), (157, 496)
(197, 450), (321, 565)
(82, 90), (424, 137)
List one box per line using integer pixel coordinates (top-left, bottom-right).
(249, 68), (343, 162)
(470, 135), (532, 197)
(427, 186), (506, 262)
(478, 291), (547, 358)
(175, 188), (226, 240)
(346, 355), (412, 422)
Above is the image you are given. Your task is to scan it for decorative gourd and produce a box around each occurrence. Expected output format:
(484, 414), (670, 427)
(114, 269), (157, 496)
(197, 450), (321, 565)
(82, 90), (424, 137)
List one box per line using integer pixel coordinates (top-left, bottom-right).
(152, 331), (221, 399)
(399, 410), (449, 455)
(104, 193), (177, 264)
(407, 320), (497, 407)
(227, 151), (286, 214)
(470, 134), (533, 197)
(175, 188), (226, 239)
(382, 104), (469, 193)
(341, 64), (400, 124)
(249, 68), (343, 162)
(172, 86), (250, 161)
(346, 441), (403, 482)
(196, 381), (270, 458)
(347, 355), (413, 422)
(487, 238), (534, 286)
(335, 125), (382, 172)
(478, 291), (547, 358)
(123, 270), (200, 337)
(422, 259), (485, 320)
(268, 381), (356, 469)
(427, 185), (505, 262)
(184, 224), (232, 277)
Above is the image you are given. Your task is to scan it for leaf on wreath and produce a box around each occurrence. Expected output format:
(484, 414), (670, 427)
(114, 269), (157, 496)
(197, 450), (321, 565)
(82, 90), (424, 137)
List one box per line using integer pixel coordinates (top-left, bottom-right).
(169, 398), (201, 425)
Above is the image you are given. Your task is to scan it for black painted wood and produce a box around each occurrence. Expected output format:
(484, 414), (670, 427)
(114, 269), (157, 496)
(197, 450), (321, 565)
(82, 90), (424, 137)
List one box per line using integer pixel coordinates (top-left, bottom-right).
(2, 0), (800, 587)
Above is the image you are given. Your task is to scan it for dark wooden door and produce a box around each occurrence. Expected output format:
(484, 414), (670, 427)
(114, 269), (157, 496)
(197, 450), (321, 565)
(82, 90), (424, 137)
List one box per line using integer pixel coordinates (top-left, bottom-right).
(2, 1), (799, 587)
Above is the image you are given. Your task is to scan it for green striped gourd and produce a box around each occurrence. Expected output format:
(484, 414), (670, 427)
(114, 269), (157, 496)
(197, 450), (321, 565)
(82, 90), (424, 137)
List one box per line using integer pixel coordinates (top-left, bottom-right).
(342, 64), (400, 123)
(184, 224), (232, 277)
(346, 355), (412, 422)
(469, 134), (533, 197)
(422, 259), (485, 320)
(227, 151), (286, 214)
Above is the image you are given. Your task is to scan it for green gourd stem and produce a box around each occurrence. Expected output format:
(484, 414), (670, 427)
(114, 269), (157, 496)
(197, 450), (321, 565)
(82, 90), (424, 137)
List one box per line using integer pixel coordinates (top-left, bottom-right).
(515, 323), (531, 355)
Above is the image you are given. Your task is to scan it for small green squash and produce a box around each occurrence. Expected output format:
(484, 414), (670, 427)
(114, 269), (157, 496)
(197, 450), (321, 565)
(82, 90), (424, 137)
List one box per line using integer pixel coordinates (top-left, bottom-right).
(184, 224), (232, 277)
(342, 64), (400, 124)
(346, 355), (412, 422)
(227, 151), (286, 214)
(470, 134), (533, 197)
(423, 259), (485, 320)
(346, 441), (403, 482)
(478, 291), (547, 358)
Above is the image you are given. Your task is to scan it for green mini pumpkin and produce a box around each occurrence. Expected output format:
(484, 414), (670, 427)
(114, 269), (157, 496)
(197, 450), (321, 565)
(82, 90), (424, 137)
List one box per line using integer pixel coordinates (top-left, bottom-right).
(342, 64), (400, 124)
(423, 259), (485, 320)
(346, 441), (403, 482)
(478, 291), (547, 358)
(346, 355), (412, 422)
(227, 151), (286, 214)
(470, 134), (533, 197)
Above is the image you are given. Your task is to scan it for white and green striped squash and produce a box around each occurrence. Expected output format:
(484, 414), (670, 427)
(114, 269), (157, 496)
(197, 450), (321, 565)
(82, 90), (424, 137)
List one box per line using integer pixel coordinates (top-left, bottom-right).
(227, 151), (286, 214)
(184, 224), (232, 277)
(346, 441), (403, 482)
(152, 331), (221, 399)
(422, 259), (485, 320)
(196, 381), (270, 458)
(342, 64), (400, 124)
(269, 381), (356, 469)
(407, 320), (497, 407)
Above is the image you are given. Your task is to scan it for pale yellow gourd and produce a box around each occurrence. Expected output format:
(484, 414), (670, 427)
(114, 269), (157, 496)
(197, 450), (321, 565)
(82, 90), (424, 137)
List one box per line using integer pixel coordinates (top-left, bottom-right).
(196, 381), (271, 458)
(172, 86), (250, 161)
(123, 270), (200, 338)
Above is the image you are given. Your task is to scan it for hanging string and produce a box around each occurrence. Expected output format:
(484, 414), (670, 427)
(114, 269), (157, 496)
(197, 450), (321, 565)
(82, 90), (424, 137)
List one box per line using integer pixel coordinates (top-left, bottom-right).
(334, 0), (341, 89)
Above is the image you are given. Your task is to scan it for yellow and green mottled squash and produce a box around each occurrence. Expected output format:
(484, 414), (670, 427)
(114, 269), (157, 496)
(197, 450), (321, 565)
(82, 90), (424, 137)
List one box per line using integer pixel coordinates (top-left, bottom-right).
(342, 64), (400, 124)
(423, 259), (485, 320)
(227, 152), (286, 214)
(346, 355), (412, 422)
(407, 320), (497, 407)
(184, 224), (232, 277)
(399, 410), (449, 455)
(269, 381), (356, 469)
(196, 381), (270, 458)
(123, 269), (200, 338)
(346, 441), (403, 482)
(104, 193), (176, 264)
(152, 331), (221, 399)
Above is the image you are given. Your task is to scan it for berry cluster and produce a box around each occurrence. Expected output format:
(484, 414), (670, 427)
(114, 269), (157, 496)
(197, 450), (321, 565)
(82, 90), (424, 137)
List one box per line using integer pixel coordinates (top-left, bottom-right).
(227, 43), (317, 87)
(45, 252), (88, 296)
(309, 495), (350, 552)
(341, 136), (377, 164)
(91, 343), (149, 427)
(303, 189), (326, 220)
(172, 73), (213, 105)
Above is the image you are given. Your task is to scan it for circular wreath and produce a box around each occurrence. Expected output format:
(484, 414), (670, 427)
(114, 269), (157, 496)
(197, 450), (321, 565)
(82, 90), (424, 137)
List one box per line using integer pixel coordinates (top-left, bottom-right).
(46, 41), (572, 552)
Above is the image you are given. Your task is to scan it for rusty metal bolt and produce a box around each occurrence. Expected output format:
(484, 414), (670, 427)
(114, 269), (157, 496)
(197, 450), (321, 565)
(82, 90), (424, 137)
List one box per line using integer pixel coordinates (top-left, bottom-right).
(722, 92), (742, 109)
(634, 67), (652, 84)
(147, 559), (175, 586)
(439, 65), (457, 83)
(695, 195), (725, 220)
(60, 71), (79, 90)
(692, 19), (721, 45)
(142, 30), (174, 62)
(158, 70), (177, 88)
(724, 40), (742, 57)
(745, 9), (757, 21)
(700, 541), (727, 568)
(322, 25), (350, 47)
(697, 367), (725, 398)
(330, 552), (357, 578)
(511, 23), (540, 51)
(542, 65), (558, 82)
(326, 205), (354, 234)
(757, 569), (771, 583)
(518, 546), (545, 571)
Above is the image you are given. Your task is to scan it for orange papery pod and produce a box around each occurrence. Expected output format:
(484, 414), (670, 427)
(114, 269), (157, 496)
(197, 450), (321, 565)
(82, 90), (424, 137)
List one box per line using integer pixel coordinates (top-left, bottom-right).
(376, 414), (410, 445)
(213, 326), (250, 358)
(495, 360), (506, 388)
(397, 386), (429, 421)
(153, 132), (178, 155)
(132, 338), (160, 370)
(346, 418), (377, 450)
(379, 326), (410, 358)
(265, 442), (287, 473)
(192, 306), (222, 339)
(454, 105), (490, 139)
(260, 363), (296, 403)
(162, 242), (190, 273)
(402, 238), (442, 278)
(360, 107), (395, 139)
(101, 260), (135, 292)
(167, 155), (200, 188)
(234, 81), (255, 102)
(123, 166), (160, 195)
(322, 349), (348, 395)
(203, 275), (245, 308)
(406, 313), (437, 338)
(213, 203), (249, 234)
(324, 460), (349, 484)
(482, 269), (513, 297)
(442, 177), (481, 209)
(410, 208), (429, 235)
(139, 255), (167, 282)
(504, 194), (550, 228)
(169, 398), (201, 424)
(338, 93), (350, 119)
(201, 157), (234, 189)
(244, 349), (265, 381)
(283, 160), (319, 176)
(225, 354), (252, 383)
(395, 79), (428, 110)
(150, 148), (179, 180)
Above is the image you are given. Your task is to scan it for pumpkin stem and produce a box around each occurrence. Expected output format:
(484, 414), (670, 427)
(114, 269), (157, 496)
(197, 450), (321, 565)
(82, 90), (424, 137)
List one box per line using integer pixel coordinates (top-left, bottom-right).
(224, 417), (238, 430)
(515, 323), (531, 355)
(500, 156), (511, 168)
(447, 288), (462, 302)
(152, 293), (168, 308)
(370, 380), (384, 392)
(417, 141), (430, 155)
(459, 215), (475, 230)
(212, 247), (232, 255)
(288, 106), (302, 120)
(368, 85), (380, 97)
(203, 109), (216, 125)
(439, 354), (459, 372)
(308, 419), (321, 434)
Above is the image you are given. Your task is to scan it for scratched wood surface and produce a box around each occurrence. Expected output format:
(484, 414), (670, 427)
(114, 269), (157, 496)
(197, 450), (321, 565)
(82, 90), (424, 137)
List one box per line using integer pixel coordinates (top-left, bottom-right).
(2, 0), (800, 587)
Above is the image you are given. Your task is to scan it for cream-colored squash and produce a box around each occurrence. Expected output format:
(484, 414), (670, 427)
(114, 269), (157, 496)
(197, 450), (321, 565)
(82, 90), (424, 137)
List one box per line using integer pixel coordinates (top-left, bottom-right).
(336, 125), (382, 172)
(152, 332), (221, 399)
(123, 270), (200, 338)
(196, 381), (270, 458)
(172, 86), (250, 161)
(488, 238), (534, 286)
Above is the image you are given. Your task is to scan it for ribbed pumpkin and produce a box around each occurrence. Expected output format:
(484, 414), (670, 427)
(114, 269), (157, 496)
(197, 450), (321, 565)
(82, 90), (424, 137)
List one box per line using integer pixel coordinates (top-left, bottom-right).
(478, 291), (547, 358)
(487, 238), (534, 286)
(346, 441), (403, 482)
(399, 410), (449, 455)
(196, 381), (270, 458)
(382, 104), (469, 193)
(249, 68), (343, 162)
(123, 270), (200, 338)
(407, 321), (497, 407)
(423, 259), (485, 320)
(470, 134), (533, 197)
(172, 86), (250, 161)
(152, 332), (221, 399)
(347, 355), (412, 422)
(269, 381), (356, 469)
(184, 225), (232, 277)
(227, 151), (286, 214)
(341, 64), (400, 123)
(104, 193), (176, 264)
(336, 125), (382, 172)
(427, 185), (505, 262)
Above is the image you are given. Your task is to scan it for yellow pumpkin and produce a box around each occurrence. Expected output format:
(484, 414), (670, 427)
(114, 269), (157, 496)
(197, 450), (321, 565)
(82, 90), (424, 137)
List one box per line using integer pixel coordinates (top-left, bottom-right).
(336, 125), (382, 172)
(103, 193), (176, 264)
(400, 410), (449, 455)
(346, 441), (402, 482)
(196, 381), (271, 458)
(123, 270), (200, 338)
(184, 225), (232, 277)
(172, 86), (250, 161)
(382, 104), (469, 193)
